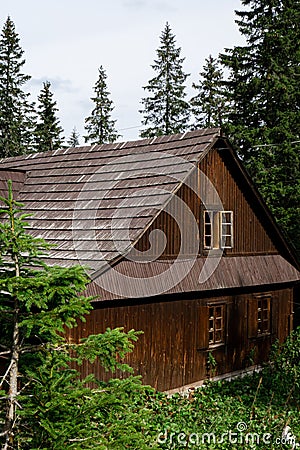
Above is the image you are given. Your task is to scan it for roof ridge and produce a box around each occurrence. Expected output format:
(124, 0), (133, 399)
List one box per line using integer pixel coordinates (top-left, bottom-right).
(0, 128), (221, 164)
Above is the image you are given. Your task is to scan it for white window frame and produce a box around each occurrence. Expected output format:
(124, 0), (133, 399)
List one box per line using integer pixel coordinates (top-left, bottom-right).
(257, 294), (271, 336)
(208, 303), (226, 347)
(220, 211), (233, 249)
(203, 210), (233, 250)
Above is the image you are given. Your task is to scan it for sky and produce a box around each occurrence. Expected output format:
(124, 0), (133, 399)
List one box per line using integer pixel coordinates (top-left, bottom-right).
(1, 0), (245, 143)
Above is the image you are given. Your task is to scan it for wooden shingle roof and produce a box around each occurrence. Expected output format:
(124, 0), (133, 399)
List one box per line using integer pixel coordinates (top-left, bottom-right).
(86, 255), (300, 300)
(0, 169), (26, 199)
(1, 128), (299, 300)
(0, 128), (220, 271)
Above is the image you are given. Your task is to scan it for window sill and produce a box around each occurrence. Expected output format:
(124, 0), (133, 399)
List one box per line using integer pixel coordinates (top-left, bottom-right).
(250, 333), (271, 340)
(209, 343), (225, 350)
(197, 343), (225, 352)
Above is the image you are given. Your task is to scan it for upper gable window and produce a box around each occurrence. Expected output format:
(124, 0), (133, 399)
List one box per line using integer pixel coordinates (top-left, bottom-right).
(204, 210), (233, 250)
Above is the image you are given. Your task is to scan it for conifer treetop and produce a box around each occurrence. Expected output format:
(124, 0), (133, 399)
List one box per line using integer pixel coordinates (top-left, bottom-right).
(0, 16), (35, 157)
(190, 54), (225, 129)
(34, 80), (64, 152)
(140, 22), (190, 138)
(84, 65), (120, 145)
(67, 126), (80, 147)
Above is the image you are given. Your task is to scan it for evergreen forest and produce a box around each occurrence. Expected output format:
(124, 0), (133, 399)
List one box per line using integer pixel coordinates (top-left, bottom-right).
(0, 1), (299, 448)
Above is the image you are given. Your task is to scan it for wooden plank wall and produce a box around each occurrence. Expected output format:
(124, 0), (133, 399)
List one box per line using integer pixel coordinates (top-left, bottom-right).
(133, 147), (277, 259)
(200, 148), (277, 255)
(68, 287), (292, 392)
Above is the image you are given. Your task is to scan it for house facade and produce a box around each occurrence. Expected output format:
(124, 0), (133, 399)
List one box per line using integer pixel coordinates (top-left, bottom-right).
(0, 128), (299, 392)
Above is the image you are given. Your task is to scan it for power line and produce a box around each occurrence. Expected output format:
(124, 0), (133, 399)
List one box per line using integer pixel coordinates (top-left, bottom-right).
(119, 125), (144, 131)
(251, 140), (300, 148)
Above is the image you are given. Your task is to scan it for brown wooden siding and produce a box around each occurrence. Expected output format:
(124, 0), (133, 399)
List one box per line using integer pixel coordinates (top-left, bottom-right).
(200, 148), (277, 255)
(68, 287), (292, 392)
(133, 169), (200, 258)
(133, 147), (277, 259)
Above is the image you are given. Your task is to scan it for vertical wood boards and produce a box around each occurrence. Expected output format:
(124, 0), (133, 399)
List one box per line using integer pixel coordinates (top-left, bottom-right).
(68, 287), (292, 391)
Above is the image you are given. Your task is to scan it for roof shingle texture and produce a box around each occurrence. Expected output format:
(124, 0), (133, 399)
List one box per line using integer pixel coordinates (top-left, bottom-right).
(0, 128), (219, 272)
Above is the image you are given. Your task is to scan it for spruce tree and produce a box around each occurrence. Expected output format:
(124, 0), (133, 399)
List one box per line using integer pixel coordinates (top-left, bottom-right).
(140, 22), (190, 138)
(221, 0), (300, 257)
(35, 81), (64, 152)
(67, 126), (80, 147)
(0, 17), (35, 158)
(84, 66), (120, 145)
(0, 182), (151, 449)
(190, 55), (225, 129)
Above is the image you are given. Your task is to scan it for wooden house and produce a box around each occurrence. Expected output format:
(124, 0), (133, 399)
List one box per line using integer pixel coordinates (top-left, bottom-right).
(0, 128), (299, 392)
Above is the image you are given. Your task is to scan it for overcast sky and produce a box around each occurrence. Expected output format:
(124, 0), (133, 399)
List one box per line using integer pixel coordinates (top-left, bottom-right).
(1, 0), (245, 142)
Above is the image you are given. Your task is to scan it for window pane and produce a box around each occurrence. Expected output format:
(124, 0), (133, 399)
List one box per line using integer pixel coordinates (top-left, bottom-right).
(256, 296), (271, 335)
(204, 211), (211, 222)
(205, 225), (212, 234)
(258, 299), (262, 310)
(221, 235), (232, 248)
(220, 211), (233, 248)
(225, 236), (232, 247)
(262, 321), (269, 332)
(223, 212), (232, 223)
(208, 305), (225, 346)
(263, 309), (269, 320)
(215, 318), (222, 329)
(222, 224), (231, 235)
(205, 237), (211, 248)
(215, 331), (222, 342)
(204, 212), (213, 249)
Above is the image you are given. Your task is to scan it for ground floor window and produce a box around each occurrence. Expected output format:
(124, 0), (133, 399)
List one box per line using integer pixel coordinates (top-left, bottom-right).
(257, 295), (271, 335)
(248, 293), (272, 338)
(208, 304), (225, 346)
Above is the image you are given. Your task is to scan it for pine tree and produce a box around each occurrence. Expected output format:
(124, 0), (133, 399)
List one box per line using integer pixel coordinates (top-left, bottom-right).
(35, 81), (64, 152)
(0, 182), (151, 448)
(67, 126), (80, 147)
(221, 0), (300, 257)
(140, 22), (190, 138)
(190, 55), (225, 129)
(0, 17), (35, 158)
(84, 66), (120, 145)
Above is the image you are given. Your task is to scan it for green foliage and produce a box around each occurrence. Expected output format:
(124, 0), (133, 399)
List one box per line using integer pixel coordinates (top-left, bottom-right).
(220, 0), (300, 257)
(0, 182), (150, 449)
(75, 327), (141, 372)
(206, 351), (217, 377)
(145, 328), (300, 449)
(0, 16), (36, 157)
(190, 55), (225, 128)
(67, 126), (80, 147)
(140, 22), (190, 138)
(263, 328), (300, 404)
(17, 347), (155, 449)
(1, 183), (299, 449)
(34, 80), (65, 152)
(84, 65), (120, 145)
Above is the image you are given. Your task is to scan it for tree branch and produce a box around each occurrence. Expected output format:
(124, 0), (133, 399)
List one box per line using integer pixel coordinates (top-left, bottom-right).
(0, 359), (14, 390)
(0, 344), (10, 350)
